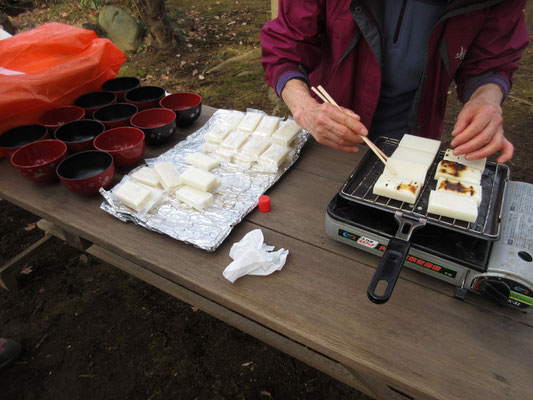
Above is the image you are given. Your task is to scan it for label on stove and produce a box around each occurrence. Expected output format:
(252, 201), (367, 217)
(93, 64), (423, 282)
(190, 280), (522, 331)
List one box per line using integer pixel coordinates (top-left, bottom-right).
(337, 228), (457, 278)
(356, 236), (379, 249)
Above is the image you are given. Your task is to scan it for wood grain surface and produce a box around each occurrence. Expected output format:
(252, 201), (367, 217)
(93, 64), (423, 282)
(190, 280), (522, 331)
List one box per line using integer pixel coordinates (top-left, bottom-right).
(1, 106), (532, 400)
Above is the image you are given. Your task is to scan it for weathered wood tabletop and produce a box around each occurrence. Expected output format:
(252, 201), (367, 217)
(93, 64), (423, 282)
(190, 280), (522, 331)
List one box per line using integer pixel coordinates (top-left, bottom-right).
(1, 106), (532, 400)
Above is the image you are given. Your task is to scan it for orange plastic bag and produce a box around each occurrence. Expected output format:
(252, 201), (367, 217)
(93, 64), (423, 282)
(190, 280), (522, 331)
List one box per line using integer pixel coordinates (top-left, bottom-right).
(0, 23), (126, 134)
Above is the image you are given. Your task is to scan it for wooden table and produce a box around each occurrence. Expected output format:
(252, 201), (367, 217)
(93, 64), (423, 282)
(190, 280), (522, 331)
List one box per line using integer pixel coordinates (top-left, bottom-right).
(1, 106), (532, 400)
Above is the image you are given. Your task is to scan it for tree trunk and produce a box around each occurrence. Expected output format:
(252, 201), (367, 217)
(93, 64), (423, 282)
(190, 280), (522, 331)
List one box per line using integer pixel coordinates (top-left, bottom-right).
(139, 0), (175, 50)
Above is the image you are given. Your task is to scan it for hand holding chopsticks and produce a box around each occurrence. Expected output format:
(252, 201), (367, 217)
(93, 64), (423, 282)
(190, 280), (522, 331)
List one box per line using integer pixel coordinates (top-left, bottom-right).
(311, 85), (396, 175)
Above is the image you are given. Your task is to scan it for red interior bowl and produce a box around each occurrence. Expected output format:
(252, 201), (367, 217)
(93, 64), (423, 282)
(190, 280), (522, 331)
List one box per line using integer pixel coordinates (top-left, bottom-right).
(160, 92), (202, 126)
(130, 108), (176, 145)
(74, 91), (117, 118)
(0, 124), (49, 158)
(56, 150), (115, 196)
(38, 106), (86, 133)
(101, 77), (141, 102)
(10, 139), (68, 184)
(93, 103), (138, 130)
(54, 119), (105, 153)
(125, 85), (166, 111)
(94, 126), (145, 167)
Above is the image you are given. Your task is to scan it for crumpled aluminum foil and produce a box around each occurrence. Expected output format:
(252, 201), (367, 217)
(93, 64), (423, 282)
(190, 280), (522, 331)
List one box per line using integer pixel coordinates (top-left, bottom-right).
(100, 109), (309, 251)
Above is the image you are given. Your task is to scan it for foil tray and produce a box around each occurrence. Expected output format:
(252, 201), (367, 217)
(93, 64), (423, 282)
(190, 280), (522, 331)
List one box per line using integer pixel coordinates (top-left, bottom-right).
(100, 109), (309, 251)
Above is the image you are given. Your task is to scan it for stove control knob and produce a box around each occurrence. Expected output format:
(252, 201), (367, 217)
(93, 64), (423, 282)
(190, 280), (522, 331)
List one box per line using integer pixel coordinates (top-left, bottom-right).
(479, 279), (510, 307)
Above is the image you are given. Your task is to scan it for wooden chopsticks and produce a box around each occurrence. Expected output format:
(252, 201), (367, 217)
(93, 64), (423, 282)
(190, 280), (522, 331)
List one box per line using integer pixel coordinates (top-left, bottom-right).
(311, 85), (396, 175)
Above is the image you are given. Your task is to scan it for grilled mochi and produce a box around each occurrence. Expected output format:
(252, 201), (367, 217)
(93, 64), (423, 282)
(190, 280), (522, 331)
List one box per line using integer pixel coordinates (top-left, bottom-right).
(443, 149), (486, 171)
(434, 160), (482, 185)
(436, 177), (482, 206)
(382, 157), (428, 183)
(398, 134), (440, 156)
(390, 146), (436, 170)
(373, 175), (421, 204)
(427, 190), (478, 223)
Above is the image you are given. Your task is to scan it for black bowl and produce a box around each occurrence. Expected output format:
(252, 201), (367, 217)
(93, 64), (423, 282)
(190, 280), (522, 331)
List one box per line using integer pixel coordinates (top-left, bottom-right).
(160, 92), (202, 127)
(74, 91), (117, 118)
(54, 119), (106, 153)
(101, 77), (141, 102)
(93, 103), (138, 130)
(130, 108), (177, 146)
(125, 86), (166, 111)
(0, 124), (49, 158)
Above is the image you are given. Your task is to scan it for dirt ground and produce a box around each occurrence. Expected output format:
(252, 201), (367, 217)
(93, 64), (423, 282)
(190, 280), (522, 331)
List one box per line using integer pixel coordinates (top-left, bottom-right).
(1, 1), (532, 399)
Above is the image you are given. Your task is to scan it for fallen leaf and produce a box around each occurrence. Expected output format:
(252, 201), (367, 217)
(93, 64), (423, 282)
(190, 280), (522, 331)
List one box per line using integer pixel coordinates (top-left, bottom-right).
(191, 306), (199, 312)
(260, 391), (272, 398)
(180, 61), (186, 67)
(20, 265), (33, 275)
(24, 223), (36, 231)
(192, 69), (198, 76)
(198, 74), (205, 80)
(161, 75), (169, 80)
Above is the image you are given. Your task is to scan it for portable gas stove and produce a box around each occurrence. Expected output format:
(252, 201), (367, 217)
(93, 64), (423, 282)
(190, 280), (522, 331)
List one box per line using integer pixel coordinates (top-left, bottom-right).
(326, 137), (533, 311)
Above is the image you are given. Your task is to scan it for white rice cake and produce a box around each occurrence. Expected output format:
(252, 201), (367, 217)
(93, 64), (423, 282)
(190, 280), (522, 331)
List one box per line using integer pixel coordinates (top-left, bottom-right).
(436, 177), (482, 206)
(390, 146), (436, 170)
(398, 134), (440, 156)
(214, 147), (234, 162)
(186, 152), (219, 171)
(203, 141), (219, 153)
(130, 166), (161, 188)
(225, 110), (245, 128)
(434, 160), (482, 185)
(114, 180), (151, 212)
(179, 166), (218, 192)
(220, 130), (249, 151)
(237, 112), (263, 132)
(206, 125), (232, 144)
(233, 152), (255, 169)
(427, 190), (478, 223)
(254, 115), (280, 137)
(272, 120), (302, 146)
(373, 175), (422, 204)
(381, 157), (428, 183)
(241, 135), (271, 158)
(443, 148), (486, 171)
(258, 143), (290, 172)
(175, 185), (213, 211)
(153, 162), (181, 190)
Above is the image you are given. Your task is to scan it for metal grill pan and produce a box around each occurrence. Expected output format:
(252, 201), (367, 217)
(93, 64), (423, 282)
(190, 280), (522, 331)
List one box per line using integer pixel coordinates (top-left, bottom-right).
(339, 137), (509, 240)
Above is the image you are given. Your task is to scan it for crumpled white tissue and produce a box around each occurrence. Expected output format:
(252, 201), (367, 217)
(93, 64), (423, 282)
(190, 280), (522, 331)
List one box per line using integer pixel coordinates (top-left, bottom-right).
(223, 229), (288, 283)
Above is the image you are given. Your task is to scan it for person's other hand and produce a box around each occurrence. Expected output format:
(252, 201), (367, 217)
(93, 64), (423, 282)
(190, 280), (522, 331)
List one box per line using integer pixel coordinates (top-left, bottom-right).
(281, 80), (368, 152)
(450, 84), (513, 163)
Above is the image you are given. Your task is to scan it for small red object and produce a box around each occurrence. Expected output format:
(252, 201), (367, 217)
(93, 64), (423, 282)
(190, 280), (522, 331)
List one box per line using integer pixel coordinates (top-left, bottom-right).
(258, 195), (271, 213)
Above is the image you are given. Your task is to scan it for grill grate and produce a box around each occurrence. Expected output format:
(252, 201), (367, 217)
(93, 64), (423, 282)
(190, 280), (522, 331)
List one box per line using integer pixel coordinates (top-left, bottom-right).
(339, 137), (509, 240)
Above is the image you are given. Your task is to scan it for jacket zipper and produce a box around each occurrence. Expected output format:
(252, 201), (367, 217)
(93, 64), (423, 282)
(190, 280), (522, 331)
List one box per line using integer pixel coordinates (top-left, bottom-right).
(393, 0), (408, 44)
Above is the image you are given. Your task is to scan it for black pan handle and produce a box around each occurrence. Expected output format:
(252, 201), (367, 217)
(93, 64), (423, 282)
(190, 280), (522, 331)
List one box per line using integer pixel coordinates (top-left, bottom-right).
(367, 211), (426, 304)
(367, 237), (411, 304)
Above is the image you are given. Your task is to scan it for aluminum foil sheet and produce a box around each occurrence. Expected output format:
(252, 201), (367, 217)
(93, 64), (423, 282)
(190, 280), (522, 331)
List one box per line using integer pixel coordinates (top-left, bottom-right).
(100, 109), (309, 251)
